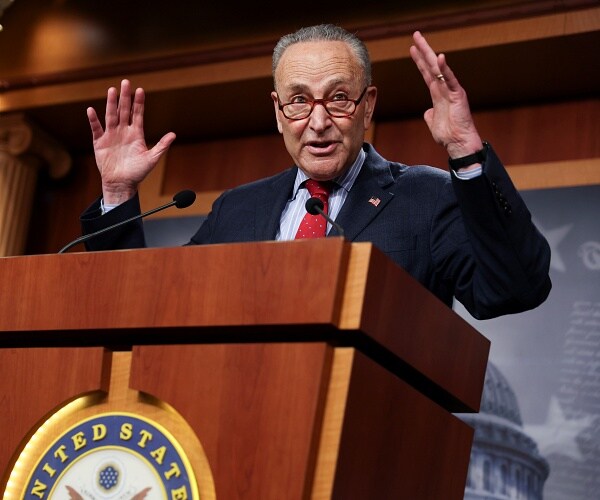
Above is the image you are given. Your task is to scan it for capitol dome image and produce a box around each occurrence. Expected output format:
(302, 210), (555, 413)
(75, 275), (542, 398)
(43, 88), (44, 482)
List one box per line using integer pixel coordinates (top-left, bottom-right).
(458, 362), (549, 499)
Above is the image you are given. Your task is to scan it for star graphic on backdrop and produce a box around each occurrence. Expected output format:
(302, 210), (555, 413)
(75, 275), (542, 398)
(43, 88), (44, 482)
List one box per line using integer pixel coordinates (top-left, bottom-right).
(534, 219), (572, 273)
(524, 396), (594, 462)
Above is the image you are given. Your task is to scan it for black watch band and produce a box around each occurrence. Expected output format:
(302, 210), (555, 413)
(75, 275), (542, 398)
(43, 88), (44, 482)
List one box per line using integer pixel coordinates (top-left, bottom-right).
(448, 142), (489, 170)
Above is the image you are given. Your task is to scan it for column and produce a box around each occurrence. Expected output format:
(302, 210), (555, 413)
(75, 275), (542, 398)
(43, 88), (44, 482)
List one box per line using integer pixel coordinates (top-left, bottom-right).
(0, 113), (71, 256)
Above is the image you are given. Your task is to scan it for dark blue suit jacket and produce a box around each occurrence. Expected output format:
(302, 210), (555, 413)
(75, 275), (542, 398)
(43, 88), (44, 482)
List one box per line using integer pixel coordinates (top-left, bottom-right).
(82, 143), (551, 319)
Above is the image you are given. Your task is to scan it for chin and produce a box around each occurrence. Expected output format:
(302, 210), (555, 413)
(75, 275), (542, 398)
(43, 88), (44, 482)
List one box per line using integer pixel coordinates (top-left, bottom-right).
(301, 159), (346, 180)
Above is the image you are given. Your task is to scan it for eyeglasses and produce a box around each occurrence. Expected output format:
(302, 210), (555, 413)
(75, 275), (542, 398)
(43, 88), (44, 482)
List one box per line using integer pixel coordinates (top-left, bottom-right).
(277, 87), (368, 120)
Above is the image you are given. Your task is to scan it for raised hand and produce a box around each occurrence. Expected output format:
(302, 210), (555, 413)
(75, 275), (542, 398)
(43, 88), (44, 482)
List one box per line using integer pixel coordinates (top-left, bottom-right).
(409, 31), (483, 163)
(87, 79), (176, 205)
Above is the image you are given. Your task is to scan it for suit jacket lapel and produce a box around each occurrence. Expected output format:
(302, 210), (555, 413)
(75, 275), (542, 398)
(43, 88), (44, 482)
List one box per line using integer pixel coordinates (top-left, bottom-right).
(255, 167), (297, 241)
(333, 145), (396, 241)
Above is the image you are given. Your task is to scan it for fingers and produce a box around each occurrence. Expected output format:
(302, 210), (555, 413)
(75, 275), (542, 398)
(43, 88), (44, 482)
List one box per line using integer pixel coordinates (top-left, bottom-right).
(86, 107), (104, 141)
(410, 31), (440, 86)
(117, 79), (133, 126)
(436, 53), (459, 90)
(410, 31), (457, 89)
(131, 87), (146, 129)
(104, 79), (144, 130)
(104, 86), (119, 129)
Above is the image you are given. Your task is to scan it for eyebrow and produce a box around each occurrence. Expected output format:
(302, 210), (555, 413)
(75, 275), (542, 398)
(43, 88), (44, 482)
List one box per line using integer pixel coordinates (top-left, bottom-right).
(282, 79), (351, 96)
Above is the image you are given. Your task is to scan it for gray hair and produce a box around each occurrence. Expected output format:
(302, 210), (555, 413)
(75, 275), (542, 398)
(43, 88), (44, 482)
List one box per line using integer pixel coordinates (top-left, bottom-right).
(272, 24), (372, 89)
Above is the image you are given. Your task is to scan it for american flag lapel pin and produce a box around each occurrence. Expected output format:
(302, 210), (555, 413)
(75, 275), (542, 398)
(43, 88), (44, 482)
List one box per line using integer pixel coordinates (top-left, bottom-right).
(368, 196), (381, 207)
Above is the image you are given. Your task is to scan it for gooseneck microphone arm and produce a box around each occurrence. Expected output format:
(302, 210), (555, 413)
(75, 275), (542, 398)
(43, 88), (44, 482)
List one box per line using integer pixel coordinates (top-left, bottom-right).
(58, 189), (196, 254)
(305, 197), (345, 238)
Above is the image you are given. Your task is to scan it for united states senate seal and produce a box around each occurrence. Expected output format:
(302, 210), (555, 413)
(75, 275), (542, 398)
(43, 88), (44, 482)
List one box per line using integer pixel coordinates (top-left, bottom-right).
(22, 413), (198, 500)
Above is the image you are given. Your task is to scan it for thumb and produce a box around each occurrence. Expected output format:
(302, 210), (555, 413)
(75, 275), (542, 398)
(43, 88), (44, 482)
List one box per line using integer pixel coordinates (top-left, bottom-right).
(423, 108), (434, 131)
(149, 132), (176, 160)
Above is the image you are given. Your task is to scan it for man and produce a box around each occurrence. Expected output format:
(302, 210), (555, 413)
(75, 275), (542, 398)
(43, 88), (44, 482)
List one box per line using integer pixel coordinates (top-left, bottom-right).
(81, 24), (551, 320)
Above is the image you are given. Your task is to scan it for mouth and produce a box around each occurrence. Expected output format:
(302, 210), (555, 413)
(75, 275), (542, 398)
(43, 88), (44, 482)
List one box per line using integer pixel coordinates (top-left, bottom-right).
(305, 140), (338, 155)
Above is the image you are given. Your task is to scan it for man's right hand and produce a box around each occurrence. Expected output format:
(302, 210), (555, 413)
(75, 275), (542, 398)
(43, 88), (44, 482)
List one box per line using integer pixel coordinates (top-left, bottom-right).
(87, 79), (176, 206)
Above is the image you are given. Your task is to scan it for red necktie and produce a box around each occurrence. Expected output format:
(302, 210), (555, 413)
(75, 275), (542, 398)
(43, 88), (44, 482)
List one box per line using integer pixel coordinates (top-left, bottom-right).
(295, 179), (332, 239)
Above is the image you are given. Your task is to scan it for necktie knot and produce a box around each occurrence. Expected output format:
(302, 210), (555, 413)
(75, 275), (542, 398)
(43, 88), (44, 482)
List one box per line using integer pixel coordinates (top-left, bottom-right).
(305, 179), (332, 203)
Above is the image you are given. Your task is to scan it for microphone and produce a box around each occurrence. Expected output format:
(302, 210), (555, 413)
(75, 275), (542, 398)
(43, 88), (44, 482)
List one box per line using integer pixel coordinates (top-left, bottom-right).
(58, 189), (197, 254)
(305, 197), (345, 238)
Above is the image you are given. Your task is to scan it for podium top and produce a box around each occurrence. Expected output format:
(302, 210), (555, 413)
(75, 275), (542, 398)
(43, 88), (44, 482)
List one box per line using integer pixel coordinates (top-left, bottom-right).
(0, 239), (488, 411)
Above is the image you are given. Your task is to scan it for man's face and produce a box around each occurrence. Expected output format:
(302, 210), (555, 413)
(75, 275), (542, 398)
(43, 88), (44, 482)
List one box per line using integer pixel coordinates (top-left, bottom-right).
(271, 40), (377, 181)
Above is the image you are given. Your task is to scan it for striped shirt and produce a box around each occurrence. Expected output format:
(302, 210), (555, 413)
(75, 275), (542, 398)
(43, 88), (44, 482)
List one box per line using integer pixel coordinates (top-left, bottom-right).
(276, 148), (366, 240)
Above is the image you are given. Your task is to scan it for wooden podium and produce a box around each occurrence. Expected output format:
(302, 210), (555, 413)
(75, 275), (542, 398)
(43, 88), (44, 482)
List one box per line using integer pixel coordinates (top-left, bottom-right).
(0, 238), (489, 499)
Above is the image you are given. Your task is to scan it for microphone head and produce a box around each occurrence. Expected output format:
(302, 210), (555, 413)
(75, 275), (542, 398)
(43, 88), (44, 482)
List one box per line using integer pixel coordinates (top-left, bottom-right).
(173, 190), (196, 209)
(305, 197), (324, 215)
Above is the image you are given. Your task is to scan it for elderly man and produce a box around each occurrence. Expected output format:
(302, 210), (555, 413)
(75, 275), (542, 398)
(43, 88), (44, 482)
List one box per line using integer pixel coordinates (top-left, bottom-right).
(81, 24), (551, 319)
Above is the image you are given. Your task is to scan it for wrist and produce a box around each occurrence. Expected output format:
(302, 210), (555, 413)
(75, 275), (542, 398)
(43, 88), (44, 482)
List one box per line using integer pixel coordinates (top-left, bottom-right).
(446, 136), (484, 159)
(102, 185), (137, 206)
(448, 141), (489, 171)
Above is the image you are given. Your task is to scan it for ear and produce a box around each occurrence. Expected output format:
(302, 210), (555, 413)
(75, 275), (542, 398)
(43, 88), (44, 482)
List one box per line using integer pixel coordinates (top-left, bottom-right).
(271, 91), (284, 134)
(363, 86), (378, 129)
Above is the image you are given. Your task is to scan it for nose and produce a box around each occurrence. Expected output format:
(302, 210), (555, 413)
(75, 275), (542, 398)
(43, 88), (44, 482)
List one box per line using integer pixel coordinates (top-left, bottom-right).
(308, 102), (332, 132)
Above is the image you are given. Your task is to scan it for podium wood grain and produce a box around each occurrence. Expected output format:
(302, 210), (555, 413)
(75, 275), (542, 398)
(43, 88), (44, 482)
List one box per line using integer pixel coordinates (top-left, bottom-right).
(0, 347), (109, 480)
(0, 239), (489, 498)
(131, 343), (333, 499)
(0, 239), (347, 330)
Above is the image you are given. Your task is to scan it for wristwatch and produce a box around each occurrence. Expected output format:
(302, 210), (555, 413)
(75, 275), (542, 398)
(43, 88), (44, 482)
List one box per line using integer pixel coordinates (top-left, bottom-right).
(448, 142), (489, 170)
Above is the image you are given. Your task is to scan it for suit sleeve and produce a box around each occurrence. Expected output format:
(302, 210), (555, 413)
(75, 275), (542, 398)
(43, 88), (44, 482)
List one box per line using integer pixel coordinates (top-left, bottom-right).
(435, 144), (552, 319)
(80, 194), (146, 251)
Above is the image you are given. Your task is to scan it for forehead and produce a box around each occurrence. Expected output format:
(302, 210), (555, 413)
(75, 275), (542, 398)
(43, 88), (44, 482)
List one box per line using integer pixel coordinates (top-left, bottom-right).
(275, 40), (363, 94)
